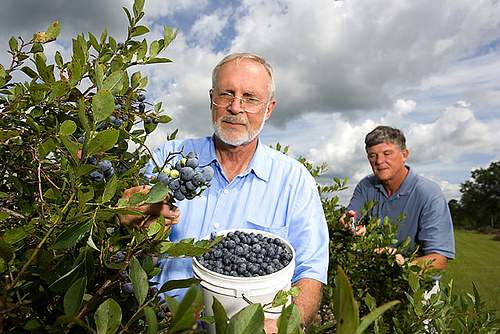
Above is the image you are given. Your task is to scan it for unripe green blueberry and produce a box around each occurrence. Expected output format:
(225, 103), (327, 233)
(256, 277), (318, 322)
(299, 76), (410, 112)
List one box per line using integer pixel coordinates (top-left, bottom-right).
(170, 169), (179, 179)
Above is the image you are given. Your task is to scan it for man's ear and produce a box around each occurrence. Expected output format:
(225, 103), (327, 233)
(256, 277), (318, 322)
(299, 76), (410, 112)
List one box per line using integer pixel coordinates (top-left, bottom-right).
(264, 99), (276, 121)
(402, 148), (409, 161)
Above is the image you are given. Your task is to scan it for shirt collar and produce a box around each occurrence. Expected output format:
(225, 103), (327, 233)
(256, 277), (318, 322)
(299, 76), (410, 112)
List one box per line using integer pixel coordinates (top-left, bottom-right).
(198, 135), (218, 168)
(375, 165), (415, 197)
(204, 135), (269, 182)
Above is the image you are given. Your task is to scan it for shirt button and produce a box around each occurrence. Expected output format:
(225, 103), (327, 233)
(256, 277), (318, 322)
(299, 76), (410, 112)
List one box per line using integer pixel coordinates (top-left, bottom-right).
(214, 223), (219, 229)
(224, 189), (229, 194)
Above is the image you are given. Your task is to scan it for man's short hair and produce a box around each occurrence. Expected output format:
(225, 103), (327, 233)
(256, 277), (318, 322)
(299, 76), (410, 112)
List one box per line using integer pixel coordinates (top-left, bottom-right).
(365, 125), (406, 152)
(211, 52), (276, 100)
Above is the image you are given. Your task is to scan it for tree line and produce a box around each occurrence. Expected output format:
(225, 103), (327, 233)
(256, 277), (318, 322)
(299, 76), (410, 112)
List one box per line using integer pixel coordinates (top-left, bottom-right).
(448, 160), (500, 230)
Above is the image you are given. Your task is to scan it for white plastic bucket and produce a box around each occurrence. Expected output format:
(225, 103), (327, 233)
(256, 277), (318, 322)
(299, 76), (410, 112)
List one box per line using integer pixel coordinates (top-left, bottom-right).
(192, 229), (296, 333)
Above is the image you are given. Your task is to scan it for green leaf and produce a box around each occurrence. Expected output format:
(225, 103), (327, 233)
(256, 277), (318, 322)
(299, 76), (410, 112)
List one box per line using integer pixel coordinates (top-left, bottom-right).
(0, 237), (14, 263)
(3, 223), (34, 244)
(226, 303), (265, 334)
(130, 25), (150, 38)
(78, 99), (91, 137)
(133, 0), (145, 14)
(68, 60), (83, 86)
(59, 120), (77, 135)
(94, 298), (122, 334)
(64, 277), (86, 316)
(145, 182), (169, 204)
(53, 222), (92, 249)
(143, 306), (157, 334)
(276, 303), (302, 333)
(460, 293), (469, 312)
(21, 66), (38, 79)
(49, 260), (85, 292)
(212, 297), (229, 334)
(0, 130), (21, 143)
(159, 278), (201, 294)
(45, 21), (61, 42)
(60, 134), (80, 162)
(92, 89), (115, 123)
(163, 26), (178, 48)
(49, 80), (71, 100)
(103, 70), (126, 95)
(354, 300), (400, 334)
(130, 256), (149, 305)
(9, 36), (18, 51)
(145, 57), (172, 64)
(102, 174), (117, 203)
(333, 266), (359, 334)
(168, 285), (204, 333)
(127, 192), (148, 206)
(55, 50), (64, 68)
(149, 40), (160, 58)
(77, 164), (98, 177)
(408, 272), (419, 293)
(159, 241), (211, 258)
(131, 71), (141, 89)
(95, 62), (105, 91)
(87, 129), (119, 156)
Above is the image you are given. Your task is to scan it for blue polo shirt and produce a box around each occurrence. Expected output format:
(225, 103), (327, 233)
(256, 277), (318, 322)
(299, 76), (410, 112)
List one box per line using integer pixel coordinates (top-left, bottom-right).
(347, 167), (455, 259)
(145, 136), (329, 299)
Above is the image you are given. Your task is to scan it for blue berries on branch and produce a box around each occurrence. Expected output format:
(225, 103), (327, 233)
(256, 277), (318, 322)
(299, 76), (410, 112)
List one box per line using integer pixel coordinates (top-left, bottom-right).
(151, 151), (214, 202)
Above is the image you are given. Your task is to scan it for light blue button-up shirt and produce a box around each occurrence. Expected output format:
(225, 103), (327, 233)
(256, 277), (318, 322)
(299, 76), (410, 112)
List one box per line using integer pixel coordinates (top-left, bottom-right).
(145, 136), (329, 299)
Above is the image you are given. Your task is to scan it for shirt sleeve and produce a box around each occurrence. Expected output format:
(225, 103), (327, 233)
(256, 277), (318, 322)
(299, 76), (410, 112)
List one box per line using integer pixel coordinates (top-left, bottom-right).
(346, 179), (369, 214)
(286, 170), (329, 285)
(416, 191), (455, 259)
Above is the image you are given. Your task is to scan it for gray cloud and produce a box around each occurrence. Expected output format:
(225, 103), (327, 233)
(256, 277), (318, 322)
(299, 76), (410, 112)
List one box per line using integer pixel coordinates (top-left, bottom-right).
(2, 0), (500, 206)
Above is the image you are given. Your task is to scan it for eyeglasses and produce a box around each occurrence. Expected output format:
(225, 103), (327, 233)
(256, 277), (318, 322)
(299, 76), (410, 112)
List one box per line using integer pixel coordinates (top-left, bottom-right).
(211, 89), (267, 113)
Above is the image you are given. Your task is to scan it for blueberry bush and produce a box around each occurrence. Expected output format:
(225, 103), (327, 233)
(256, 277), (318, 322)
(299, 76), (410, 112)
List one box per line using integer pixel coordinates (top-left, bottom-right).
(0, 0), (223, 332)
(298, 153), (500, 333)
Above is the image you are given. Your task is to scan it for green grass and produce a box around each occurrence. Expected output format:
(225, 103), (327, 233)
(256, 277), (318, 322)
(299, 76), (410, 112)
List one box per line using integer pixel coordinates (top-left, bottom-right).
(441, 229), (500, 315)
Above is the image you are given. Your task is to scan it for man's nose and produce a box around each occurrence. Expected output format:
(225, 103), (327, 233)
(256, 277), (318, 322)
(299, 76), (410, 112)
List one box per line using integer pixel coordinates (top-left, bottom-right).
(229, 96), (244, 113)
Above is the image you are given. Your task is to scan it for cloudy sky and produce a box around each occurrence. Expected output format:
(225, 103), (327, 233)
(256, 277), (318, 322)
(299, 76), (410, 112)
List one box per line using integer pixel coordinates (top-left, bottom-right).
(1, 0), (499, 205)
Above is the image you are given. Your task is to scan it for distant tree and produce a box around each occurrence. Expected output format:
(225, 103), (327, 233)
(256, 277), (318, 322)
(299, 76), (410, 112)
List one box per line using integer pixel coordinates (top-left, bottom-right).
(450, 161), (500, 229)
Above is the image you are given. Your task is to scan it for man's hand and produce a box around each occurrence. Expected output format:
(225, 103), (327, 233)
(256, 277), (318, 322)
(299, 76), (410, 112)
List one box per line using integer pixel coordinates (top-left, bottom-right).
(118, 185), (181, 230)
(339, 210), (365, 236)
(264, 318), (278, 334)
(374, 247), (405, 265)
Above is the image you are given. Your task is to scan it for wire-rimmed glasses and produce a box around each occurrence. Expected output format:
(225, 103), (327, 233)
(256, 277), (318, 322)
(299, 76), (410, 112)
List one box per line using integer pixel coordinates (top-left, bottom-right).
(210, 89), (267, 113)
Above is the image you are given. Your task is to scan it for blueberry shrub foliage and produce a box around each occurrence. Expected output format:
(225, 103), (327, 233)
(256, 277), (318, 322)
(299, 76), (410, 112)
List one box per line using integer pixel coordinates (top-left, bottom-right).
(299, 151), (500, 333)
(0, 0), (220, 332)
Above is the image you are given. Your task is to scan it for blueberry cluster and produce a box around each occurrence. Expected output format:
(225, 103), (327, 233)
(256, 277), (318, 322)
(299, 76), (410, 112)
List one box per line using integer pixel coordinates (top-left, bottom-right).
(197, 230), (293, 277)
(155, 151), (214, 201)
(86, 159), (117, 182)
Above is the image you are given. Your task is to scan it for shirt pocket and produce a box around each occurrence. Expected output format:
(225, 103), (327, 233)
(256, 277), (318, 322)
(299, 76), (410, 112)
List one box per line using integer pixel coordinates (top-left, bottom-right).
(243, 220), (289, 240)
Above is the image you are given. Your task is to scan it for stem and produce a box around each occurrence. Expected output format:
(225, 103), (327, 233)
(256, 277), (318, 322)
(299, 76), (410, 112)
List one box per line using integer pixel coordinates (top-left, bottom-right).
(6, 192), (75, 292)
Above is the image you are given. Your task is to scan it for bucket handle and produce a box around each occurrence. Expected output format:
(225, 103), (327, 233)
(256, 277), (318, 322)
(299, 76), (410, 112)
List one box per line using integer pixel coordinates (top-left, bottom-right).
(241, 294), (282, 315)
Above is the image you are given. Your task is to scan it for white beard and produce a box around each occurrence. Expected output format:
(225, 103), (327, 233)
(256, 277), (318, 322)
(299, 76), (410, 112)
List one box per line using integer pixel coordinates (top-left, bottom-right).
(213, 111), (266, 147)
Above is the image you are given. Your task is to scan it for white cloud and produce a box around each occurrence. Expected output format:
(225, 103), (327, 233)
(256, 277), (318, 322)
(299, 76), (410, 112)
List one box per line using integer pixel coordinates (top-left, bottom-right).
(1, 0), (500, 207)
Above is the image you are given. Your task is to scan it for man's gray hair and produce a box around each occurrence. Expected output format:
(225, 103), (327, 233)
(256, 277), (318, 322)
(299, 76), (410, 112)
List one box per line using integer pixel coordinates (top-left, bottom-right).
(365, 125), (407, 152)
(212, 52), (276, 100)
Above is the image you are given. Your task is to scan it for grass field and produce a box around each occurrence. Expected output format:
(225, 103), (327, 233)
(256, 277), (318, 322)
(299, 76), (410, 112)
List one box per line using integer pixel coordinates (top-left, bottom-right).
(440, 229), (500, 315)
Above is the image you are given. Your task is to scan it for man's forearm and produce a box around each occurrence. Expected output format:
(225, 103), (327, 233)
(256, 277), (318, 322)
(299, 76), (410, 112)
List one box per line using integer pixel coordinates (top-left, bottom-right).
(291, 278), (323, 326)
(413, 253), (448, 271)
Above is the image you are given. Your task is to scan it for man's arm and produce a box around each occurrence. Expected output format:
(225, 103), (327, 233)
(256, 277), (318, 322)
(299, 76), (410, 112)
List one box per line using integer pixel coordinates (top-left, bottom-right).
(291, 278), (323, 326)
(413, 253), (448, 271)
